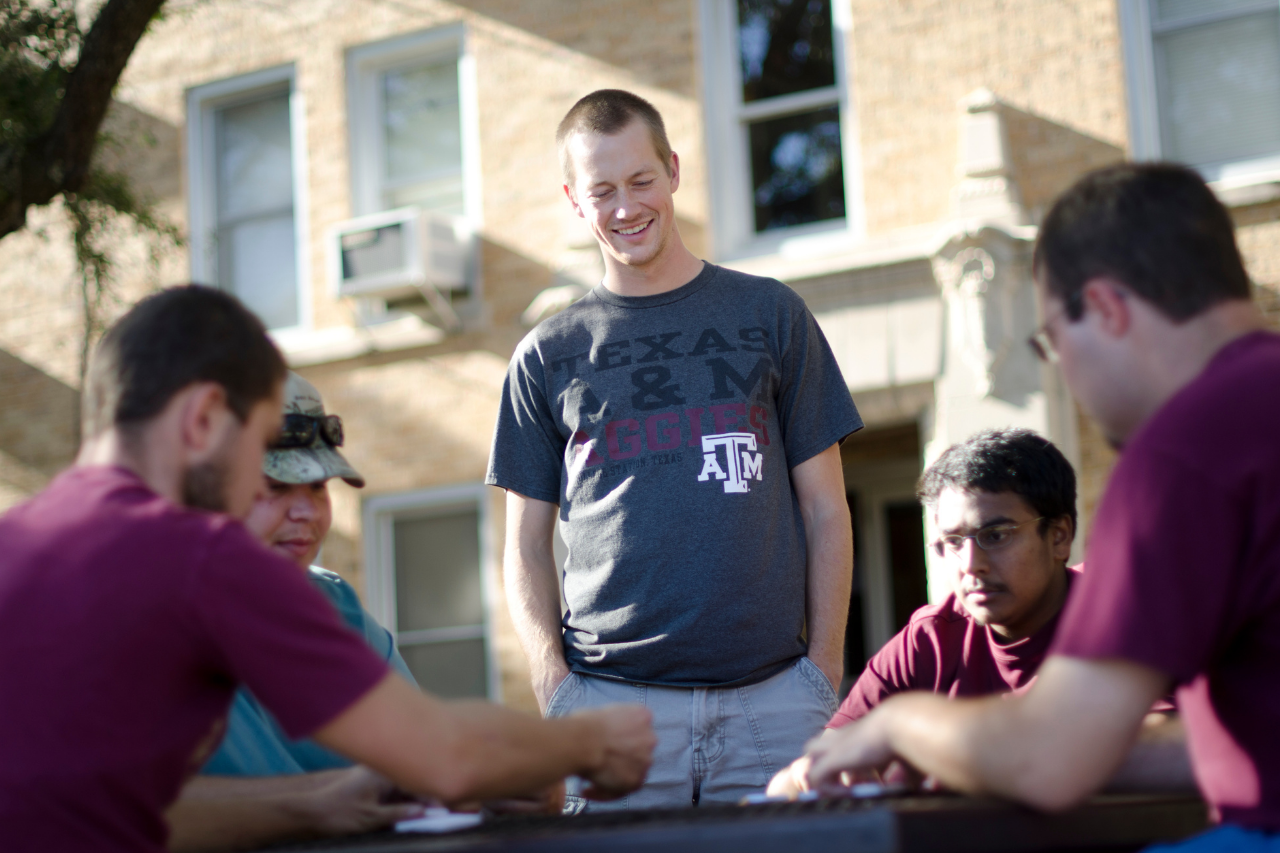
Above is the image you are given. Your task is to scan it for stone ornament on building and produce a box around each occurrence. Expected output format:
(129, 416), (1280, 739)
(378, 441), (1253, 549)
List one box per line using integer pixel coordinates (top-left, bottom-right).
(952, 88), (1028, 228)
(931, 225), (1038, 404)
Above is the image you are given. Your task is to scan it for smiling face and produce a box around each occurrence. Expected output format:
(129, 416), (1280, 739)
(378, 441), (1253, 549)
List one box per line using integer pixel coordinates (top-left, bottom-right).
(934, 486), (1072, 642)
(563, 118), (680, 271)
(243, 478), (332, 568)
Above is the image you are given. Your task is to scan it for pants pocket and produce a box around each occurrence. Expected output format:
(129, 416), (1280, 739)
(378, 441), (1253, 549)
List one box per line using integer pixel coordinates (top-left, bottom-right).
(797, 657), (838, 716)
(544, 672), (581, 719)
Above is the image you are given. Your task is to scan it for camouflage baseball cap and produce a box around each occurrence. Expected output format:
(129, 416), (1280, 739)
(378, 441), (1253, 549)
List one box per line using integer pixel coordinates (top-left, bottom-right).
(263, 372), (365, 488)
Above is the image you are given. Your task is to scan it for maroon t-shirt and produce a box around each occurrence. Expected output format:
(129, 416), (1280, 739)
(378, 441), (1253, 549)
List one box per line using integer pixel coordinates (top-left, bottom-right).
(1051, 331), (1280, 830)
(0, 466), (390, 852)
(828, 568), (1078, 728)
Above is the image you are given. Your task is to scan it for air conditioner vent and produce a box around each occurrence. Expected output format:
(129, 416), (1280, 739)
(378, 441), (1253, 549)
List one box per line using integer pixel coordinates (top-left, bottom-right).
(328, 207), (470, 302)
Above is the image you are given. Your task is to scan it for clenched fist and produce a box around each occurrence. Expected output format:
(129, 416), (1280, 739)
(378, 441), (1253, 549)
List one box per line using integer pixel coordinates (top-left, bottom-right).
(573, 705), (656, 800)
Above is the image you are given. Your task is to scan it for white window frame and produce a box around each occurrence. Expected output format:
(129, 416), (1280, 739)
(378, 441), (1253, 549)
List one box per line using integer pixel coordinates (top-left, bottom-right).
(362, 482), (501, 701)
(698, 0), (865, 261)
(186, 64), (312, 336)
(346, 24), (483, 227)
(1120, 0), (1280, 189)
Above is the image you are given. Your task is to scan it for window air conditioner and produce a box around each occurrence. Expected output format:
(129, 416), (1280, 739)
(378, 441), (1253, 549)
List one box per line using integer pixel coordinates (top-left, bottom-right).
(328, 207), (470, 301)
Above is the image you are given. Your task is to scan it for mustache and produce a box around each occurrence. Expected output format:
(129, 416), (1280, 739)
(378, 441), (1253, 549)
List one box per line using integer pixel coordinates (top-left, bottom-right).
(963, 581), (1008, 595)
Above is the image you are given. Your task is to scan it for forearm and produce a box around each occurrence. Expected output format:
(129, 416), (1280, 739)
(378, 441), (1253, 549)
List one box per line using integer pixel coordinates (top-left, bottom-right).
(166, 773), (347, 852)
(315, 675), (606, 806)
(795, 446), (853, 684)
(883, 662), (1161, 810)
(505, 547), (568, 684)
(804, 510), (852, 675)
(503, 492), (570, 709)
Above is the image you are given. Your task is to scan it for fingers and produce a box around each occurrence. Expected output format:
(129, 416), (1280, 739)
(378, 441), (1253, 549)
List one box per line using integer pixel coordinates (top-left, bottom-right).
(482, 780), (565, 816)
(383, 802), (428, 824)
(765, 756), (811, 799)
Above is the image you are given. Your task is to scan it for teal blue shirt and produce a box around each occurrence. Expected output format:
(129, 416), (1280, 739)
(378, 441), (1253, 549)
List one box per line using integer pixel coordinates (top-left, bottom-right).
(201, 567), (416, 776)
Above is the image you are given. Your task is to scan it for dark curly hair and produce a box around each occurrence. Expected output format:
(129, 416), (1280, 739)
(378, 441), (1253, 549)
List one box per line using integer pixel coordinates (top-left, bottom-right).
(918, 428), (1077, 537)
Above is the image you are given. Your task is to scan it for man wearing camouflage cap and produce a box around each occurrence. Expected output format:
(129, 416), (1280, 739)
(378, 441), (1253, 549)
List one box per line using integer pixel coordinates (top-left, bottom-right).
(167, 373), (425, 850)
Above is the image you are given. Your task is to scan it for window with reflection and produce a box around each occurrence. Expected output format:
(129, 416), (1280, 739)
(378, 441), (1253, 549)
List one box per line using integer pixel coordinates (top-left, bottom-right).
(391, 506), (489, 698)
(736, 0), (845, 232)
(1153, 0), (1280, 169)
(209, 88), (299, 331)
(1125, 0), (1280, 182)
(348, 34), (467, 219)
(380, 59), (464, 214)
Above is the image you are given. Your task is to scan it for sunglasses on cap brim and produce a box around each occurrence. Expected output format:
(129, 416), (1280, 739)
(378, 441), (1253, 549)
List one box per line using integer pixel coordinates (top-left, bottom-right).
(271, 414), (345, 450)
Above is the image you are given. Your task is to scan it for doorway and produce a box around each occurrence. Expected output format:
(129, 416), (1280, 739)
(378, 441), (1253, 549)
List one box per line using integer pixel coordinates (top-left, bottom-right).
(840, 422), (928, 693)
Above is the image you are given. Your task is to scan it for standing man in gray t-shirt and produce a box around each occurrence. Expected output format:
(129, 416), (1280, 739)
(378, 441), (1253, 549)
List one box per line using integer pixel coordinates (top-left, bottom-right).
(486, 89), (862, 811)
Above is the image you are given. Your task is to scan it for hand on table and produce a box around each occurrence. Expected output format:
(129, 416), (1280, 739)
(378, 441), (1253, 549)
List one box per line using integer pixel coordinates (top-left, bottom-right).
(767, 748), (898, 800)
(307, 766), (428, 836)
(804, 713), (898, 795)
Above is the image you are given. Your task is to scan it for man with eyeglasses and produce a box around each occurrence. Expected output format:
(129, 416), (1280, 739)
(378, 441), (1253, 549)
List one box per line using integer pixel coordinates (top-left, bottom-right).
(768, 428), (1080, 796)
(165, 372), (432, 851)
(801, 163), (1275, 850)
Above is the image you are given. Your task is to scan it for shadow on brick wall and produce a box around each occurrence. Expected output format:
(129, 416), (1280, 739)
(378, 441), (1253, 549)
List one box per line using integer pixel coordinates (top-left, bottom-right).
(95, 100), (183, 204)
(0, 348), (79, 492)
(450, 0), (697, 97)
(1001, 104), (1126, 223)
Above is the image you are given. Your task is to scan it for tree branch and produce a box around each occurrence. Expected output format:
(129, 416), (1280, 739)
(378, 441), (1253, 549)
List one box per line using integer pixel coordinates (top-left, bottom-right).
(0, 0), (166, 239)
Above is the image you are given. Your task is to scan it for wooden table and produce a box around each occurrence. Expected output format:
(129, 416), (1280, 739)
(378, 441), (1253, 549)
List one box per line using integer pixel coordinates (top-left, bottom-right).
(268, 793), (1209, 853)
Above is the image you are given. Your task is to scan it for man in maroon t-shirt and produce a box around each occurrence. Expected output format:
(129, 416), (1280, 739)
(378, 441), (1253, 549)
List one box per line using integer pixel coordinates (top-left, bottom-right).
(768, 428), (1079, 797)
(0, 286), (655, 853)
(802, 164), (1277, 847)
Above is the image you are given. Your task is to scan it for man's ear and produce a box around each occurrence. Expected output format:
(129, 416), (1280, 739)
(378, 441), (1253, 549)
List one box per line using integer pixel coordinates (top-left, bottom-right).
(562, 183), (585, 219)
(1048, 515), (1075, 562)
(178, 382), (235, 463)
(1080, 276), (1132, 339)
(668, 151), (681, 193)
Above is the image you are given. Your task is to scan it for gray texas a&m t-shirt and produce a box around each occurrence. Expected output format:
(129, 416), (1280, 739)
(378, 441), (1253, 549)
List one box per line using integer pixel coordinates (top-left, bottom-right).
(486, 263), (861, 687)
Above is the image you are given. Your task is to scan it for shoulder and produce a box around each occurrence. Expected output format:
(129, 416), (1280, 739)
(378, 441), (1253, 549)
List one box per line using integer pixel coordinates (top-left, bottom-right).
(904, 593), (971, 633)
(889, 594), (974, 657)
(705, 264), (807, 309)
(306, 566), (354, 595)
(519, 291), (608, 350)
(306, 567), (364, 627)
(1136, 332), (1280, 459)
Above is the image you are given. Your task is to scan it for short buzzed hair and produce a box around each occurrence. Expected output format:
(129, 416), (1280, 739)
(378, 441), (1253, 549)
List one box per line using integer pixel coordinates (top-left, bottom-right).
(556, 89), (673, 184)
(1034, 162), (1251, 322)
(82, 285), (286, 441)
(918, 428), (1077, 538)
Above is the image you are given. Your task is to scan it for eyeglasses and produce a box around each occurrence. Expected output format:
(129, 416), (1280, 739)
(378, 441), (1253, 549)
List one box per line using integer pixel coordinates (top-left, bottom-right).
(1027, 326), (1059, 364)
(271, 414), (345, 450)
(1027, 292), (1082, 364)
(931, 517), (1044, 558)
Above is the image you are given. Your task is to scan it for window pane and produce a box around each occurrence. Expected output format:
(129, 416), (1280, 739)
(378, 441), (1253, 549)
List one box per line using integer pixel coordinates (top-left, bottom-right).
(213, 91), (297, 329)
(400, 638), (488, 699)
(215, 93), (294, 223)
(1156, 11), (1280, 166)
(738, 0), (836, 103)
(217, 214), (298, 330)
(393, 508), (483, 633)
(749, 106), (845, 231)
(1155, 0), (1267, 26)
(387, 174), (465, 214)
(383, 60), (463, 213)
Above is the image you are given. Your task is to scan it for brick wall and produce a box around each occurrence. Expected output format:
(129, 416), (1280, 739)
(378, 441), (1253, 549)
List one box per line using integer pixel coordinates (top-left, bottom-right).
(850, 0), (1128, 234)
